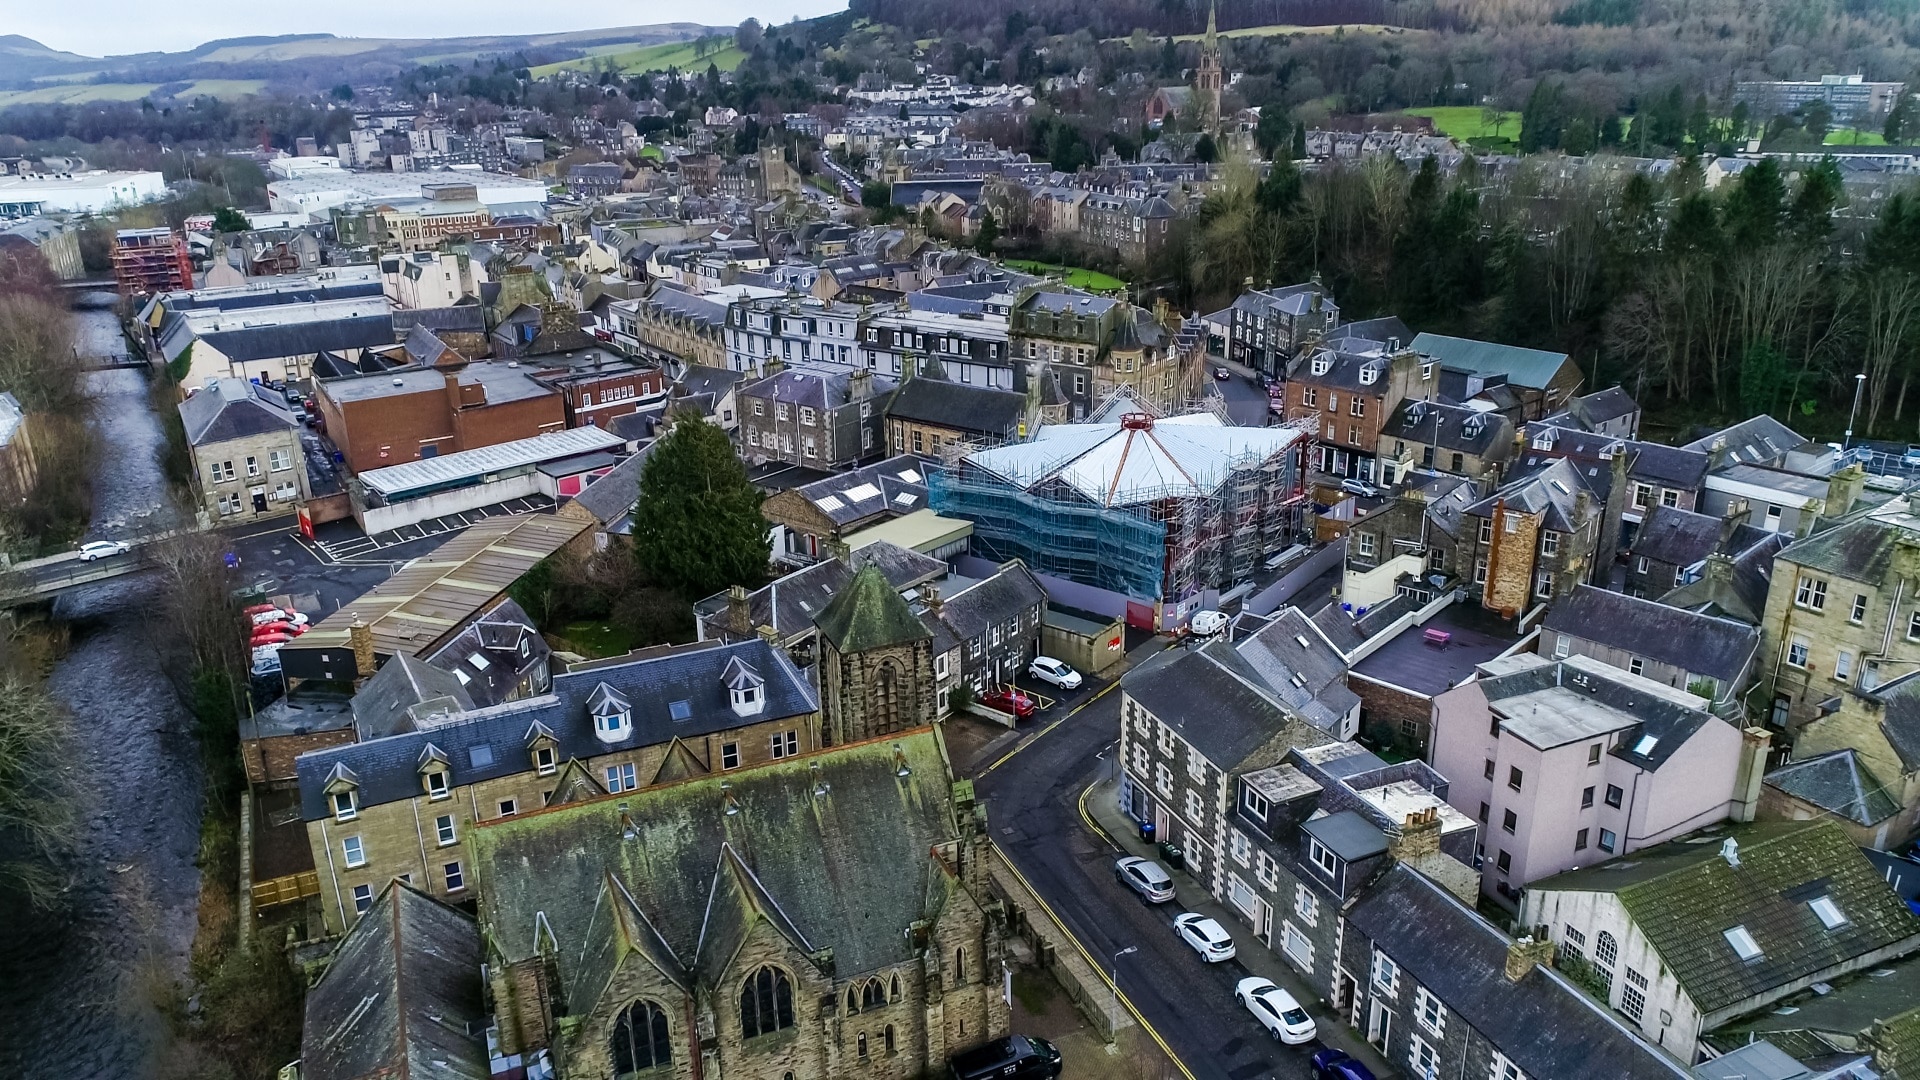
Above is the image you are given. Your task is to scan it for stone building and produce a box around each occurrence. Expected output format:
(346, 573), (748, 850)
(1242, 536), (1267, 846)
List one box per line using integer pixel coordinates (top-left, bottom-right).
(467, 727), (1011, 1080)
(815, 564), (938, 746)
(178, 377), (312, 519)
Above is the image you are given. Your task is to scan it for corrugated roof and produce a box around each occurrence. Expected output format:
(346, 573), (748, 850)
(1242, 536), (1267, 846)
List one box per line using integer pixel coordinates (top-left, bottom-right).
(1410, 332), (1572, 391)
(360, 427), (623, 499)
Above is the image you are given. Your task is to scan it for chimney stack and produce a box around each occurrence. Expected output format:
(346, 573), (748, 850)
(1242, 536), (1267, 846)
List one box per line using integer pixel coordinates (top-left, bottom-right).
(1504, 932), (1556, 982)
(1388, 806), (1444, 863)
(1731, 726), (1772, 823)
(726, 584), (753, 637)
(920, 581), (943, 617)
(349, 618), (377, 678)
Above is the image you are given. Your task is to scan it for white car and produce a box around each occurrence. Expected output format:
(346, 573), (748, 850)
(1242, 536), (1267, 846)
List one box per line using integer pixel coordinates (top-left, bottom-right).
(250, 643), (285, 676)
(1027, 656), (1083, 690)
(78, 540), (129, 562)
(1236, 977), (1317, 1044)
(250, 609), (310, 628)
(1189, 610), (1229, 637)
(1114, 856), (1175, 903)
(1174, 912), (1236, 962)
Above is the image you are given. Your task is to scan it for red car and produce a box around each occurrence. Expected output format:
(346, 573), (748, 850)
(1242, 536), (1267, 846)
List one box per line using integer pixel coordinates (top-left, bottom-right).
(250, 630), (292, 647)
(980, 687), (1036, 719)
(243, 603), (279, 616)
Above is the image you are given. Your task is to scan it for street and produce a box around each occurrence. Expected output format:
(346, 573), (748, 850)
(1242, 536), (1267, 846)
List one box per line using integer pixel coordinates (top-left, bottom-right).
(977, 643), (1357, 1080)
(1208, 357), (1275, 428)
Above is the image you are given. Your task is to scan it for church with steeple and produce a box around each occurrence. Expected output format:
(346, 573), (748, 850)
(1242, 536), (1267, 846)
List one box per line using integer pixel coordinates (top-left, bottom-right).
(1144, 0), (1224, 135)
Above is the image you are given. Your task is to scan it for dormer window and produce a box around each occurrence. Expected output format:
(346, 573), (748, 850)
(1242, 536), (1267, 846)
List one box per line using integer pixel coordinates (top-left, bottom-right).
(1359, 363), (1378, 385)
(1308, 838), (1339, 877)
(426, 771), (450, 800)
(332, 790), (357, 821)
(325, 762), (360, 821)
(723, 655), (767, 718)
(1311, 357), (1331, 376)
(587, 682), (633, 745)
(534, 746), (556, 774)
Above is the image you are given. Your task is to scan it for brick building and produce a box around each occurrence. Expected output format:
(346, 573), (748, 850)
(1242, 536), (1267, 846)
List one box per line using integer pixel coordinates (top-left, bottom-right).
(1283, 340), (1433, 486)
(315, 362), (565, 474)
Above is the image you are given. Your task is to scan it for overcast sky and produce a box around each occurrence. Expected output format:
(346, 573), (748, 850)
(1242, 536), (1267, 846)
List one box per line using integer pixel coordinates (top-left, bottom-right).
(18, 1), (849, 59)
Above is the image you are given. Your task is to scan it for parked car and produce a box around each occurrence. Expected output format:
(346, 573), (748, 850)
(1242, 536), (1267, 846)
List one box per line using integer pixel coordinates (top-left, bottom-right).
(1339, 477), (1380, 499)
(1238, 978), (1318, 1044)
(979, 687), (1036, 719)
(1174, 913), (1236, 962)
(1311, 1048), (1377, 1080)
(947, 1035), (1062, 1080)
(1189, 609), (1229, 637)
(249, 630), (292, 647)
(1027, 656), (1082, 690)
(1114, 856), (1175, 903)
(77, 540), (129, 562)
(243, 603), (280, 616)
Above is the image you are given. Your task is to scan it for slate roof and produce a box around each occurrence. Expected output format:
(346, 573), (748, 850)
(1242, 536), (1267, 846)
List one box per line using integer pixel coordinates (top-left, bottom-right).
(1683, 415), (1807, 468)
(1522, 425), (1710, 490)
(351, 652), (476, 741)
(1863, 670), (1920, 772)
(1631, 506), (1753, 568)
(1553, 386), (1639, 430)
(1466, 457), (1602, 533)
(1302, 810), (1388, 860)
(300, 881), (486, 1080)
(739, 364), (897, 410)
(1324, 315), (1412, 347)
(919, 561), (1046, 656)
(178, 377), (301, 446)
(1121, 637), (1321, 771)
(1476, 654), (1712, 767)
(884, 377), (1026, 439)
(1779, 515), (1905, 584)
(1233, 607), (1361, 735)
(467, 728), (964, 996)
(1286, 342), (1402, 394)
(1347, 865), (1688, 1079)
(422, 598), (551, 711)
(296, 638), (816, 819)
(674, 365), (745, 401)
(568, 444), (652, 529)
(815, 563), (932, 653)
(787, 455), (933, 528)
(165, 309), (397, 364)
(1529, 820), (1920, 1015)
(1763, 750), (1901, 827)
(1379, 400), (1513, 460)
(1542, 585), (1759, 686)
(694, 543), (947, 641)
(1409, 332), (1573, 391)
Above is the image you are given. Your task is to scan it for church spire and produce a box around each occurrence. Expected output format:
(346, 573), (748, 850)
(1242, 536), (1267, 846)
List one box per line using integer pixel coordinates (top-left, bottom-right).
(1205, 0), (1217, 48)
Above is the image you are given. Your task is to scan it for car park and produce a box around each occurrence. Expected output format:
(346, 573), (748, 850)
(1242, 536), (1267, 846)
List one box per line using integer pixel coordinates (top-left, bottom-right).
(979, 687), (1036, 719)
(1026, 656), (1082, 690)
(1113, 856), (1175, 903)
(1188, 609), (1229, 637)
(1237, 977), (1318, 1044)
(1174, 913), (1236, 962)
(1310, 1048), (1377, 1079)
(77, 540), (129, 562)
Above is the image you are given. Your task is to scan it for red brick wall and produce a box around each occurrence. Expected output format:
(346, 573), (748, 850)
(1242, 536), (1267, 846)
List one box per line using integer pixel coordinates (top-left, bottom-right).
(322, 386), (456, 474)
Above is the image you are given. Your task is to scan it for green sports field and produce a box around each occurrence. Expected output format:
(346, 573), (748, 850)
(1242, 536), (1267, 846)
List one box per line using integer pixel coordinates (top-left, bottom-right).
(1003, 260), (1128, 292)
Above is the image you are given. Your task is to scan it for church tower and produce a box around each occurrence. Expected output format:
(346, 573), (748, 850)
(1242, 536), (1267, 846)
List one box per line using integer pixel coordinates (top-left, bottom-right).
(1195, 0), (1224, 134)
(814, 564), (937, 746)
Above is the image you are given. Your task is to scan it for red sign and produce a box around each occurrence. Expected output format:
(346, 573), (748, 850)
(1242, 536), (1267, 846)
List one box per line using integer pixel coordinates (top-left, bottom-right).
(297, 505), (315, 541)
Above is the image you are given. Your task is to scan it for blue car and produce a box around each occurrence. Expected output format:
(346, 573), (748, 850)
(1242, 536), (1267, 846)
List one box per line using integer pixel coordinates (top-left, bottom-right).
(1311, 1048), (1377, 1080)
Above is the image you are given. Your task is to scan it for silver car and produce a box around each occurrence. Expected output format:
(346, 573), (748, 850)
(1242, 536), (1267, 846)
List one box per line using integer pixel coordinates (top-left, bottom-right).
(1115, 856), (1175, 903)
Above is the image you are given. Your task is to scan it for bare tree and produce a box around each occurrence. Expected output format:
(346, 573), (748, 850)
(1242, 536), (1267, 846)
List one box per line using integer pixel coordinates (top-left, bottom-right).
(1851, 272), (1919, 435)
(0, 676), (77, 908)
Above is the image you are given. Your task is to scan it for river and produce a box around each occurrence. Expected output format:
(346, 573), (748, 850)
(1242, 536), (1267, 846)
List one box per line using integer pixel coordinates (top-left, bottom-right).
(0, 295), (202, 1076)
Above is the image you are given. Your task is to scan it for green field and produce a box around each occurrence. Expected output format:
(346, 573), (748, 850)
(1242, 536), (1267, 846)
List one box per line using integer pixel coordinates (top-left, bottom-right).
(529, 39), (745, 78)
(1404, 106), (1521, 141)
(1004, 259), (1128, 292)
(638, 144), (664, 160)
(1826, 128), (1889, 146)
(0, 78), (267, 107)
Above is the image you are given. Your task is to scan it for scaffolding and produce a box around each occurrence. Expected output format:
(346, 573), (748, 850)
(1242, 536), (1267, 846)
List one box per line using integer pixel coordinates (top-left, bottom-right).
(111, 227), (193, 296)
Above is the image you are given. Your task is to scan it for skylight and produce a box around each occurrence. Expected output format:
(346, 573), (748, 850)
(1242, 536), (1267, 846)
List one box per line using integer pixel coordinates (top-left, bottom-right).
(1633, 735), (1659, 756)
(470, 745), (494, 768)
(894, 492), (917, 505)
(898, 469), (922, 483)
(1295, 635), (1311, 648)
(843, 483), (882, 501)
(814, 495), (845, 512)
(468, 654), (491, 671)
(1724, 926), (1763, 961)
(668, 700), (693, 722)
(1810, 896), (1848, 930)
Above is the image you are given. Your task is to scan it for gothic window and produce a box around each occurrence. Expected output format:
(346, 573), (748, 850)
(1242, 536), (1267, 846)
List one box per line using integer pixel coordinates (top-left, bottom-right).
(954, 947), (967, 985)
(889, 974), (901, 1001)
(610, 1000), (671, 1075)
(869, 660), (903, 733)
(741, 966), (795, 1038)
(860, 978), (886, 1010)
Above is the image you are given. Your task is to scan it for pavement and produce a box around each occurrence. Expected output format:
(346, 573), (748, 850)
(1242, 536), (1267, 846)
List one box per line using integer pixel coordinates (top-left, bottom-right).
(968, 635), (1396, 1080)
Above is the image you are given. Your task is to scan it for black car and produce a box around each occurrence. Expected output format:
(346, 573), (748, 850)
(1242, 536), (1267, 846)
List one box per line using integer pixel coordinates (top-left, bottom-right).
(948, 1034), (1063, 1080)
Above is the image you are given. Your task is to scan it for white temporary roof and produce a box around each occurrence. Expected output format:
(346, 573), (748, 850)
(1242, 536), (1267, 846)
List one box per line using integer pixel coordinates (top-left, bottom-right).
(359, 427), (624, 498)
(965, 414), (1300, 507)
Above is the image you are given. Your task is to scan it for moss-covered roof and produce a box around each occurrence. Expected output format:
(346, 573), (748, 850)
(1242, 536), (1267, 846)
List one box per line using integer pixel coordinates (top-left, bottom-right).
(814, 563), (932, 652)
(469, 728), (961, 996)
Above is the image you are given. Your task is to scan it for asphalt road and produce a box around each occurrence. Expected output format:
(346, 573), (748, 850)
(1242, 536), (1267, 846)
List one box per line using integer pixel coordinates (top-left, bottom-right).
(979, 651), (1325, 1080)
(1208, 360), (1276, 428)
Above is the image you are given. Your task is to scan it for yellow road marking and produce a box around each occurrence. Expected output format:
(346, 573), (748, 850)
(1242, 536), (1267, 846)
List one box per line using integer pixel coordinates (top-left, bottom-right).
(1078, 780), (1120, 853)
(978, 680), (1120, 778)
(990, 841), (1197, 1080)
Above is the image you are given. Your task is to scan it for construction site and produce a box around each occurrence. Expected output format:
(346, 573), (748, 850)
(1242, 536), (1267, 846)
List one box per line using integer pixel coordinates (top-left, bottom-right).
(929, 411), (1307, 628)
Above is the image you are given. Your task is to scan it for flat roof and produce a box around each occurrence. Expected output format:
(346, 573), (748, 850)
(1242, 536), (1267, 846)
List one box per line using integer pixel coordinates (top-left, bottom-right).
(844, 508), (973, 553)
(284, 514), (588, 662)
(1350, 602), (1521, 697)
(1356, 780), (1477, 834)
(181, 295), (391, 333)
(360, 427), (624, 498)
(323, 367), (447, 402)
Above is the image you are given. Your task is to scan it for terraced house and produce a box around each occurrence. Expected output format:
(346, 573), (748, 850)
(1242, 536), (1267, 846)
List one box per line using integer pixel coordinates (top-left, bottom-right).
(294, 638), (819, 933)
(467, 728), (1012, 1080)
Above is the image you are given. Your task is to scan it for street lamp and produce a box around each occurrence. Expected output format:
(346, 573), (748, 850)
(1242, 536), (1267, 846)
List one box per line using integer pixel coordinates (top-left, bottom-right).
(1108, 945), (1138, 1041)
(1845, 371), (1868, 453)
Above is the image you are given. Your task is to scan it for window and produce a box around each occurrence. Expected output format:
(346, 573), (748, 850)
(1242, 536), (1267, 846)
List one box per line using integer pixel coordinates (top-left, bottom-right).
(435, 814), (456, 846)
(1635, 555), (1650, 574)
(1541, 531), (1559, 556)
(1605, 784), (1624, 808)
(1724, 925), (1763, 961)
(722, 742), (740, 769)
(954, 946), (968, 984)
(1581, 786), (1595, 809)
(352, 883), (374, 913)
(1502, 809), (1517, 834)
(1409, 1035), (1438, 1076)
(269, 449), (292, 472)
(444, 861), (465, 892)
(1628, 657), (1644, 677)
(1795, 576), (1828, 611)
(1496, 849), (1512, 873)
(1908, 611), (1920, 642)
(1371, 950), (1400, 994)
(1474, 558), (1488, 585)
(741, 966), (795, 1038)
(1598, 829), (1617, 853)
(771, 730), (799, 759)
(1535, 571), (1554, 598)
(210, 460), (235, 483)
(1852, 594), (1869, 624)
(535, 746), (556, 775)
(1186, 753), (1207, 785)
(1282, 922), (1315, 969)
(332, 790), (357, 821)
(1479, 517), (1494, 544)
(426, 771), (449, 800)
(1491, 1053), (1526, 1080)
(1328, 393), (1340, 412)
(1242, 787), (1270, 821)
(1155, 763), (1173, 797)
(1660, 488), (1680, 508)
(776, 403), (789, 421)
(1301, 387), (1317, 407)
(1309, 838), (1339, 876)
(1575, 828), (1589, 850)
(799, 406), (816, 425)
(1789, 634), (1811, 667)
(1356, 532), (1376, 557)
(1184, 789), (1204, 823)
(1835, 650), (1854, 682)
(498, 798), (517, 817)
(1415, 986), (1445, 1036)
(611, 1000), (672, 1073)
(342, 835), (365, 868)
(606, 762), (637, 793)
(884, 1025), (897, 1055)
(1483, 758), (1496, 781)
(1810, 895), (1848, 929)
(1479, 801), (1489, 823)
(245, 456), (260, 478)
(1632, 482), (1653, 509)
(1230, 830), (1252, 867)
(1294, 884), (1318, 925)
(1508, 766), (1524, 792)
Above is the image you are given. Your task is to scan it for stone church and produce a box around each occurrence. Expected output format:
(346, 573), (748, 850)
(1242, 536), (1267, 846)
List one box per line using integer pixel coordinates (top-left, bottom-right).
(468, 727), (1012, 1080)
(814, 564), (939, 747)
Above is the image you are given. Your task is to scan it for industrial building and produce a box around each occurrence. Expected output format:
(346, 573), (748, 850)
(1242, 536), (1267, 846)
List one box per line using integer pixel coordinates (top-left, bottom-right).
(930, 412), (1304, 628)
(0, 170), (165, 218)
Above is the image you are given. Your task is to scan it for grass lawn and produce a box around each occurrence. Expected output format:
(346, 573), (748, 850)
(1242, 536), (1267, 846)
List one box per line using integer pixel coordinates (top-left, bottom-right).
(1003, 259), (1128, 292)
(530, 39), (745, 78)
(1405, 105), (1520, 141)
(1826, 128), (1888, 146)
(638, 144), (664, 160)
(0, 83), (161, 106)
(555, 620), (641, 659)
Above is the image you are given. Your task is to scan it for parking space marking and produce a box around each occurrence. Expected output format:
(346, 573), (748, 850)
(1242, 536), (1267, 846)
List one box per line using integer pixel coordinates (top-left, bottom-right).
(978, 679), (1119, 778)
